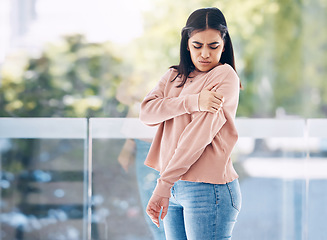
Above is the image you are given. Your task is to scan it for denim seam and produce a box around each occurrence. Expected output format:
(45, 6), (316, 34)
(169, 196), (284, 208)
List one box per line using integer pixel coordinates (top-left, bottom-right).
(171, 186), (176, 199)
(213, 184), (218, 240)
(213, 184), (219, 205)
(226, 182), (240, 212)
(171, 185), (183, 206)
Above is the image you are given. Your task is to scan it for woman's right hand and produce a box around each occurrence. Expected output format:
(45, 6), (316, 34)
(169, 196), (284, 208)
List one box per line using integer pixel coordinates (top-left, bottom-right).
(198, 83), (224, 113)
(146, 193), (169, 228)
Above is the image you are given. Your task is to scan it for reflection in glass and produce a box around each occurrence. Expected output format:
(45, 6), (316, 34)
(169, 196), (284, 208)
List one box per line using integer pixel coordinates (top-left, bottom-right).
(91, 138), (165, 239)
(0, 139), (86, 240)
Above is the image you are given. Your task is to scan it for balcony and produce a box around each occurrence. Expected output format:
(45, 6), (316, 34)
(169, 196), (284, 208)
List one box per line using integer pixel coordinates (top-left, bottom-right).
(0, 118), (327, 240)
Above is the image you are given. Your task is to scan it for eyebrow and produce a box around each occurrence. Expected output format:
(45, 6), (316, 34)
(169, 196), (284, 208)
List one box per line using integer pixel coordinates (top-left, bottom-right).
(192, 41), (220, 45)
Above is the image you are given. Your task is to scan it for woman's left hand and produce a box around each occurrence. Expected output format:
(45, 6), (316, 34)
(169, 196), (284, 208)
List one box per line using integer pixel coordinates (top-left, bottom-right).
(146, 194), (169, 228)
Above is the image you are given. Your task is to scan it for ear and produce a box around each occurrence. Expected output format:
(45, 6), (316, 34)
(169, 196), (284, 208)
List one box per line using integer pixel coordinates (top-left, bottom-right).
(187, 46), (190, 51)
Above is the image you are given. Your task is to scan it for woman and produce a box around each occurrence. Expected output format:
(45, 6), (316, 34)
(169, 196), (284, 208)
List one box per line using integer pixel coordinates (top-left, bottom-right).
(139, 7), (242, 240)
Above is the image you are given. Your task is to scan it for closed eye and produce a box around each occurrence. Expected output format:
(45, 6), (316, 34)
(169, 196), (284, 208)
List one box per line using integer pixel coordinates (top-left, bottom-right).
(192, 43), (220, 50)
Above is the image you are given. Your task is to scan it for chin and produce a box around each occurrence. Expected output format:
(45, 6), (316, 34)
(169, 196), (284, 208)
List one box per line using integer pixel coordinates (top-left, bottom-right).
(196, 66), (215, 72)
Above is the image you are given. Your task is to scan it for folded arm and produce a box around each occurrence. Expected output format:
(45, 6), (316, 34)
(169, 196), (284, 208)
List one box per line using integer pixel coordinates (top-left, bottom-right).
(152, 66), (240, 197)
(140, 70), (225, 127)
(139, 79), (200, 126)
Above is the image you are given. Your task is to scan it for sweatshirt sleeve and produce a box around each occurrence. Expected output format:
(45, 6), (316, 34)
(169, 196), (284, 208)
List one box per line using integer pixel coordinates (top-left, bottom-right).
(152, 66), (240, 198)
(139, 70), (200, 127)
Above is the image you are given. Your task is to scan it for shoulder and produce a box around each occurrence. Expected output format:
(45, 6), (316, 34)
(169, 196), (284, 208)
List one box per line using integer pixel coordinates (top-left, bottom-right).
(157, 68), (181, 89)
(210, 64), (238, 79)
(153, 68), (178, 89)
(206, 64), (239, 86)
(161, 68), (179, 82)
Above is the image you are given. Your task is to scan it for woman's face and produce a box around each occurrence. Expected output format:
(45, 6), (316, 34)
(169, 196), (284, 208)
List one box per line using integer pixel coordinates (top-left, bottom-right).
(188, 28), (224, 72)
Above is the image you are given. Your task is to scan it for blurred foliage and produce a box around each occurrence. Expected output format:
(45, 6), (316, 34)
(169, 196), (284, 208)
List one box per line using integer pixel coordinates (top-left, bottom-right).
(0, 34), (128, 117)
(123, 0), (327, 118)
(0, 0), (326, 118)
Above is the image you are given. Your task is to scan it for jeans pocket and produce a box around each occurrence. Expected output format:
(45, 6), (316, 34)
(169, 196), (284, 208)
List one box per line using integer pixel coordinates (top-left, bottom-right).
(226, 179), (242, 212)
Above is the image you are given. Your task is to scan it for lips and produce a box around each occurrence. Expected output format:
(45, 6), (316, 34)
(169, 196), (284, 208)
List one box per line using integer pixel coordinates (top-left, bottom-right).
(199, 61), (211, 64)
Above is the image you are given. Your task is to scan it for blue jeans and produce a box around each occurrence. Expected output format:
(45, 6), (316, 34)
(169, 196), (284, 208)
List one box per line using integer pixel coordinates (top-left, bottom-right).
(163, 179), (241, 240)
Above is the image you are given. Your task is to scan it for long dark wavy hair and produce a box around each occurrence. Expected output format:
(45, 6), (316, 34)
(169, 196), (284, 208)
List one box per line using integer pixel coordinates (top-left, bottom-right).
(171, 7), (240, 88)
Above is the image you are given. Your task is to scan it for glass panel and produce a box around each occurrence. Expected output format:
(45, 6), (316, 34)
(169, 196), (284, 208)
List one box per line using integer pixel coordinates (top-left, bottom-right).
(231, 119), (307, 240)
(307, 119), (327, 239)
(0, 118), (87, 240)
(1, 118), (326, 239)
(90, 118), (311, 240)
(232, 137), (307, 239)
(90, 118), (164, 239)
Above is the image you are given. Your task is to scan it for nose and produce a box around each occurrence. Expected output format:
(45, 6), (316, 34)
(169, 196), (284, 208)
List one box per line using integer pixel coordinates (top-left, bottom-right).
(201, 47), (210, 59)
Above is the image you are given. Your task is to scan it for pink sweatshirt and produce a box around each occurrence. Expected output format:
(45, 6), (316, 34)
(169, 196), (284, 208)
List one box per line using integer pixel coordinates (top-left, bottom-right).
(139, 64), (240, 198)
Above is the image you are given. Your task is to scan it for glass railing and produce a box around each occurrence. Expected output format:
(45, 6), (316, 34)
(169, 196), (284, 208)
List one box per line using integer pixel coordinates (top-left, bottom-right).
(0, 118), (88, 240)
(1, 118), (326, 240)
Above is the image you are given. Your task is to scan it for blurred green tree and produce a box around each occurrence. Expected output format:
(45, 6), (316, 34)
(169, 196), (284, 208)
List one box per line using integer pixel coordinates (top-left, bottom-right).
(122, 0), (327, 118)
(0, 34), (128, 117)
(0, 0), (326, 118)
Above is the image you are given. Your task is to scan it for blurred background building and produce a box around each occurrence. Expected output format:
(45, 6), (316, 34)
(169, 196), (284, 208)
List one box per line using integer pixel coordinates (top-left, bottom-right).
(0, 0), (327, 239)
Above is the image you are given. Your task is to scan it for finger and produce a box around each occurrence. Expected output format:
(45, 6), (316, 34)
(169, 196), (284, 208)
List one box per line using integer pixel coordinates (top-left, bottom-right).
(209, 100), (223, 109)
(149, 212), (160, 227)
(213, 94), (224, 102)
(211, 84), (221, 92)
(211, 106), (222, 113)
(210, 97), (223, 106)
(147, 201), (161, 212)
(205, 83), (217, 91)
(147, 212), (160, 227)
(151, 216), (160, 227)
(206, 90), (223, 101)
(161, 206), (168, 220)
(147, 206), (160, 217)
(147, 204), (161, 219)
(206, 108), (217, 114)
